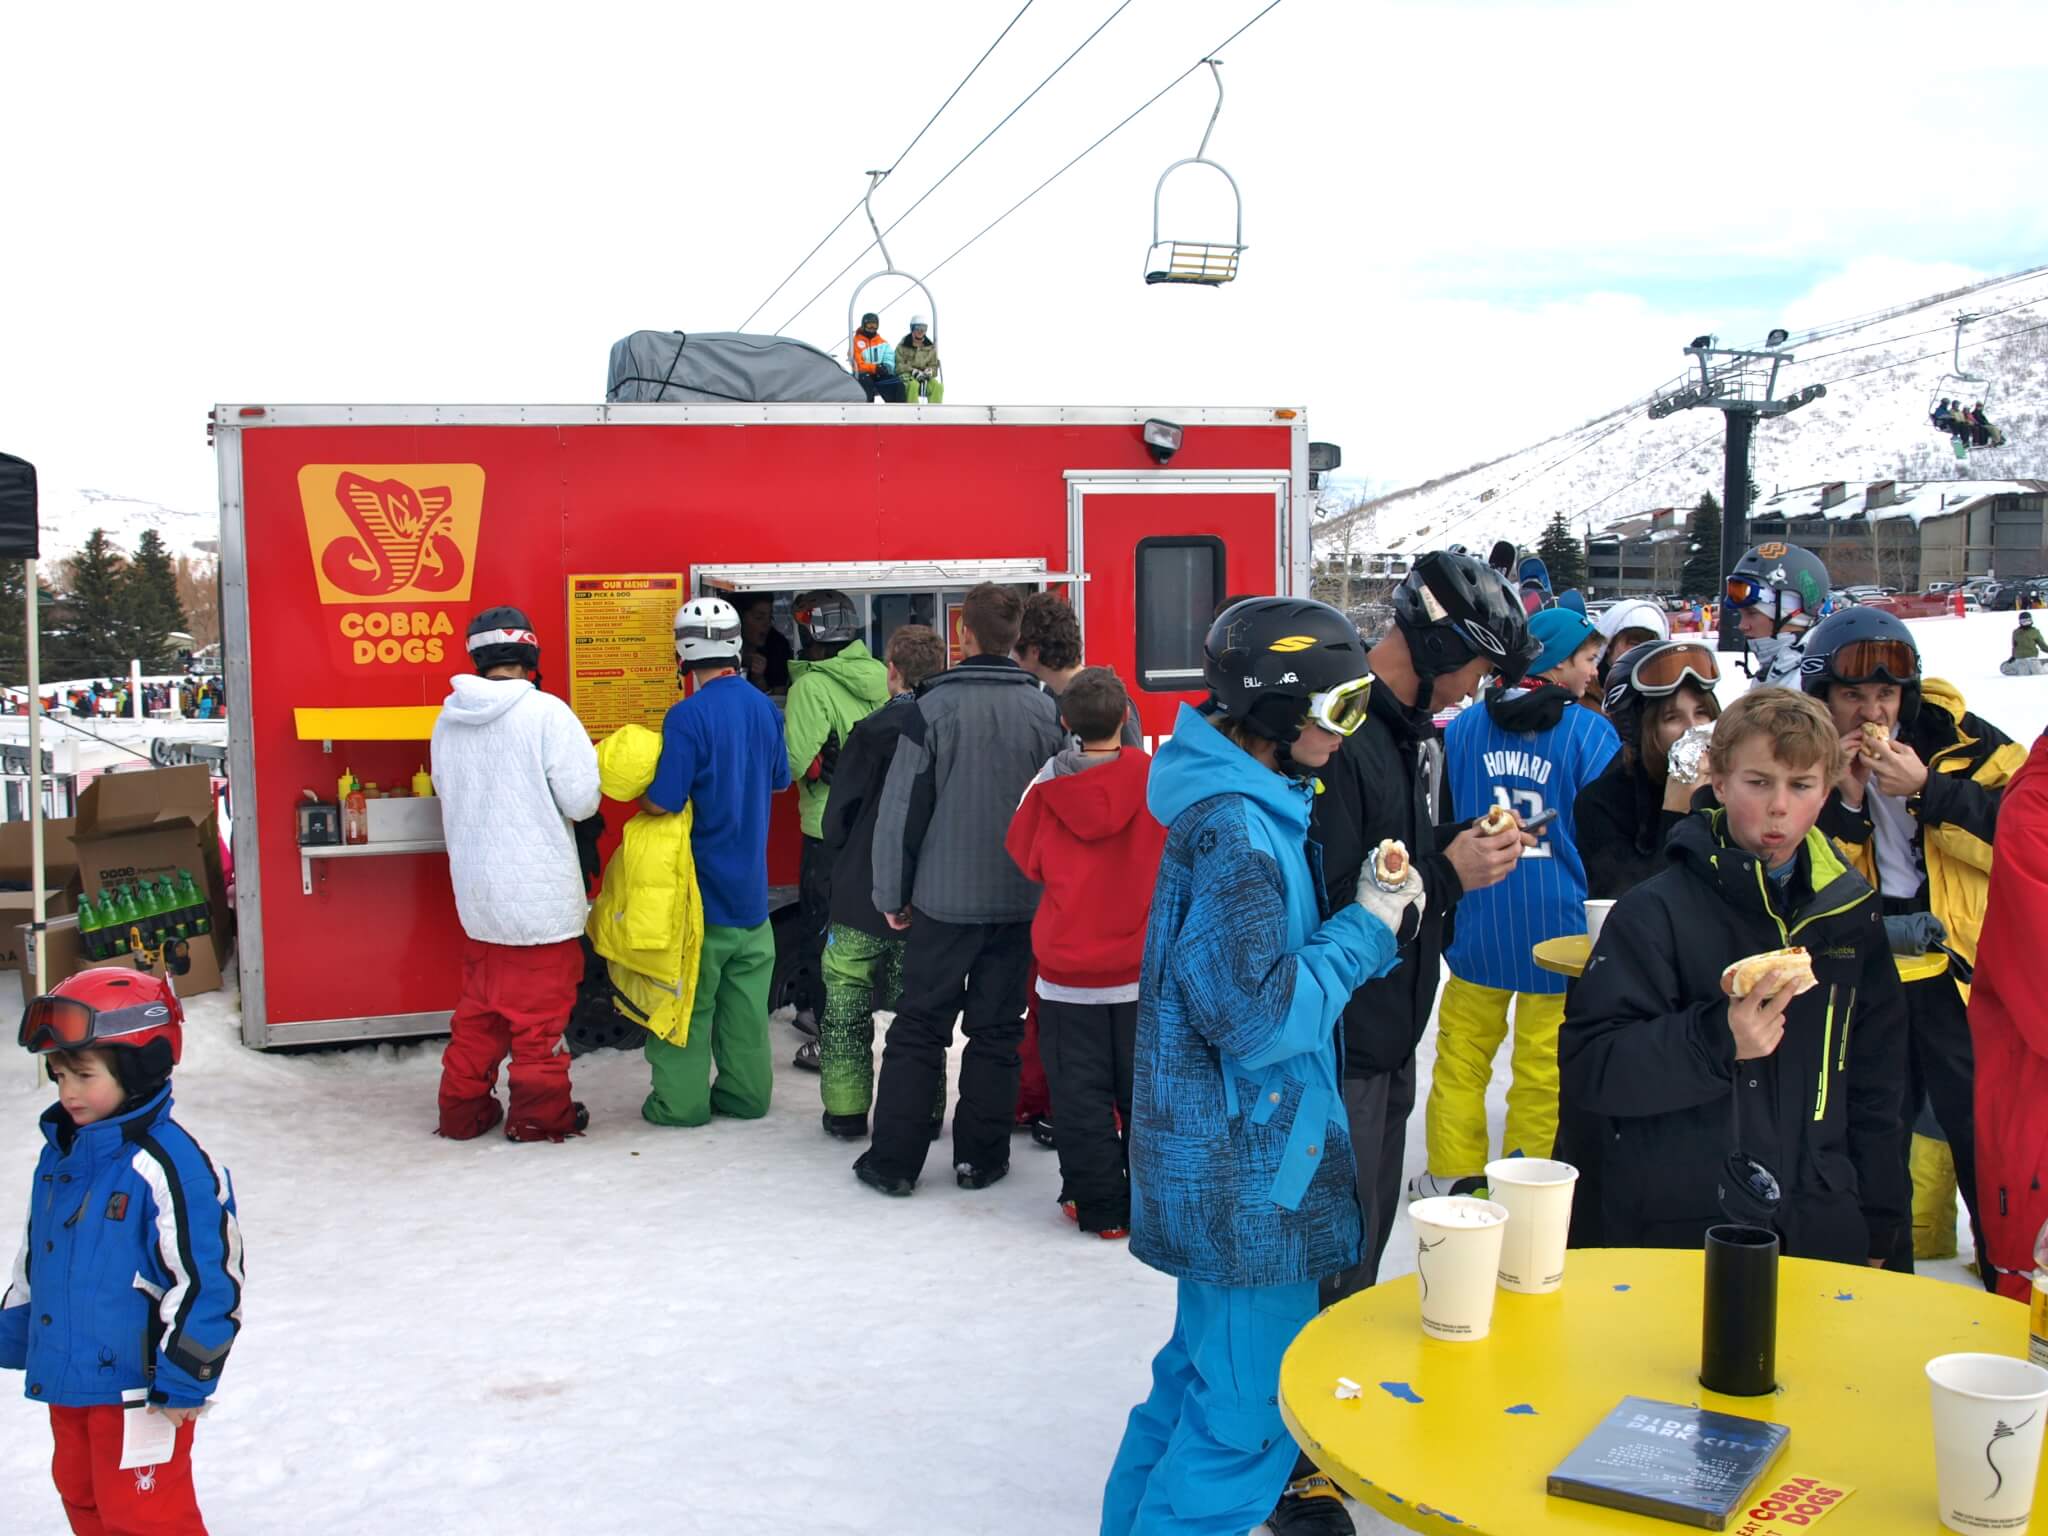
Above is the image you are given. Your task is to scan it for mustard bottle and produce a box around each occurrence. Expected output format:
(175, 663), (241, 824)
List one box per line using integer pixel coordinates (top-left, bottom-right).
(412, 765), (434, 798)
(336, 766), (358, 802)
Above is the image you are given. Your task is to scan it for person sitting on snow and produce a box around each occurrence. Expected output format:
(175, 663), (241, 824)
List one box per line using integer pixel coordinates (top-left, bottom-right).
(896, 315), (943, 403)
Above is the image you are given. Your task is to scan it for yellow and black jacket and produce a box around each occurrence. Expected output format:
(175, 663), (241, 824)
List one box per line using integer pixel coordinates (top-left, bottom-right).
(1816, 677), (2025, 968)
(1559, 814), (1909, 1263)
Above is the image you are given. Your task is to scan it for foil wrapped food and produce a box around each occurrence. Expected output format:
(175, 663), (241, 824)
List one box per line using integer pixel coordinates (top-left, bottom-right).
(1666, 723), (1715, 786)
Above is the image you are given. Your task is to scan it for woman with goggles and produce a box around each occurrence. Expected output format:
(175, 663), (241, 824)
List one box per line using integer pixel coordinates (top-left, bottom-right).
(1575, 640), (1724, 898)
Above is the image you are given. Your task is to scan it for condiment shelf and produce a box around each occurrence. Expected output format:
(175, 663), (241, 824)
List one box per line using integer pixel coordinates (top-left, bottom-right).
(300, 838), (447, 894)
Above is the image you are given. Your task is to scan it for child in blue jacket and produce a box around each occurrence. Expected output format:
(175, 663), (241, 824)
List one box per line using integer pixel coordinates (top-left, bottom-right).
(3, 969), (243, 1534)
(1102, 599), (1421, 1536)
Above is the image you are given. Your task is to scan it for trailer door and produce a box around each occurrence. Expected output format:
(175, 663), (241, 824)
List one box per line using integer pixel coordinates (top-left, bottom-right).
(1068, 474), (1290, 743)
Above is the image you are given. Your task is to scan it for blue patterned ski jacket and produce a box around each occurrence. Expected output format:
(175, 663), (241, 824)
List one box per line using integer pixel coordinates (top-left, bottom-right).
(1, 1088), (244, 1408)
(1129, 706), (1402, 1287)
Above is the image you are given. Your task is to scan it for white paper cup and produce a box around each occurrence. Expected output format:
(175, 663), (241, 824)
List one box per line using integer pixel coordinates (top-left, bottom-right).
(1484, 1158), (1579, 1294)
(1584, 899), (1617, 947)
(1410, 1196), (1510, 1342)
(1927, 1352), (2048, 1533)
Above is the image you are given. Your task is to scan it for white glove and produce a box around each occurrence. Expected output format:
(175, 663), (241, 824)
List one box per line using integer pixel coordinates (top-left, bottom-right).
(1355, 865), (1425, 936)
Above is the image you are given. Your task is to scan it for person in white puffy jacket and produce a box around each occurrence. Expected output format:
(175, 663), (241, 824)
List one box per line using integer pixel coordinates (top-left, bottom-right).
(430, 606), (602, 1142)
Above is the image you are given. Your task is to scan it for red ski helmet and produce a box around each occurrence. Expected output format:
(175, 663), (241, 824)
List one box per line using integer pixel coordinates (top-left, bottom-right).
(21, 968), (184, 1089)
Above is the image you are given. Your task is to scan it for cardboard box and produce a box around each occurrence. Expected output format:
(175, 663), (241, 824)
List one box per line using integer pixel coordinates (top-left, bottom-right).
(73, 766), (231, 946)
(365, 795), (443, 844)
(0, 817), (81, 937)
(13, 915), (223, 999)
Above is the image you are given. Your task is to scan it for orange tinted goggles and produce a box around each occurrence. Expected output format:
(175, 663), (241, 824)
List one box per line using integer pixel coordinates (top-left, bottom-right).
(1825, 638), (1917, 685)
(19, 996), (164, 1055)
(1628, 642), (1721, 696)
(1724, 576), (1765, 609)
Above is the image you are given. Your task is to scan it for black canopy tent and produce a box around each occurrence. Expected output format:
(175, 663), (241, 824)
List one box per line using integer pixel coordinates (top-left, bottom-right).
(0, 453), (48, 993)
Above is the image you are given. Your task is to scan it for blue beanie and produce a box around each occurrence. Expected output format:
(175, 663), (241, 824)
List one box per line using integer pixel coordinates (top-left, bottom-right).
(1527, 608), (1599, 679)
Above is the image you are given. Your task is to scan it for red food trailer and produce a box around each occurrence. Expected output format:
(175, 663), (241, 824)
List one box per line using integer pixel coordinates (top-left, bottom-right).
(212, 402), (1317, 1046)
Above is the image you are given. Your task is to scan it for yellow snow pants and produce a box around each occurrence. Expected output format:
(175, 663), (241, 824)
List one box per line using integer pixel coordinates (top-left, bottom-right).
(1425, 973), (1565, 1179)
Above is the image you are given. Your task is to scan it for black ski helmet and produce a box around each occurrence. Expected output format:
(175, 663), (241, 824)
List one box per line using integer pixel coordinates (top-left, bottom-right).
(1798, 604), (1923, 726)
(1601, 640), (1722, 767)
(1727, 541), (1830, 635)
(466, 606), (541, 675)
(792, 589), (860, 650)
(1202, 597), (1367, 747)
(1391, 549), (1538, 707)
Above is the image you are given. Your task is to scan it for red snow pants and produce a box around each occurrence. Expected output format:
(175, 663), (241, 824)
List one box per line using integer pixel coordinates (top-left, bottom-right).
(48, 1404), (206, 1535)
(438, 936), (584, 1140)
(1014, 972), (1050, 1124)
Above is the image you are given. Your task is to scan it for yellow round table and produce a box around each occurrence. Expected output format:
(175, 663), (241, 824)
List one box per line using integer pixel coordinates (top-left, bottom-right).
(1280, 1249), (2038, 1534)
(1533, 935), (1950, 985)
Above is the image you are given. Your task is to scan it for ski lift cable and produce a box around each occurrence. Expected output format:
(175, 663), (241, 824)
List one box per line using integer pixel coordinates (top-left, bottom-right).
(1414, 306), (2048, 551)
(851, 0), (1290, 332)
(776, 0), (1142, 339)
(1790, 292), (2047, 370)
(735, 0), (1041, 331)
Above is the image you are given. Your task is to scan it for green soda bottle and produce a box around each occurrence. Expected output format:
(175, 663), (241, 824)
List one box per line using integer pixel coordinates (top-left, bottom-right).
(175, 869), (211, 937)
(94, 889), (123, 960)
(110, 885), (142, 955)
(146, 879), (176, 943)
(78, 892), (105, 961)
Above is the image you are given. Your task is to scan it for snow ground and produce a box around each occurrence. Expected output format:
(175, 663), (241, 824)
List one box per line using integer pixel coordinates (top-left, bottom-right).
(0, 610), (2026, 1535)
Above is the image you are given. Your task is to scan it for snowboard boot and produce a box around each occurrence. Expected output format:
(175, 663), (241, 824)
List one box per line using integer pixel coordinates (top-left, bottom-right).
(955, 1159), (1009, 1191)
(505, 1101), (589, 1143)
(1266, 1472), (1355, 1535)
(793, 1039), (821, 1073)
(790, 1006), (819, 1038)
(1030, 1116), (1056, 1150)
(854, 1152), (916, 1198)
(823, 1110), (869, 1141)
(436, 1095), (504, 1141)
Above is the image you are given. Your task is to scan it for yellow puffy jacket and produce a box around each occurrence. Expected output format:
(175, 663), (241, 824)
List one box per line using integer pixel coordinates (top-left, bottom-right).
(586, 725), (705, 1046)
(1820, 677), (2026, 972)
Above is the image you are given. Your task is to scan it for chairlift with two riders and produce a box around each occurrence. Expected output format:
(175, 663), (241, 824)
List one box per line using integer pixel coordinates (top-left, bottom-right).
(846, 169), (940, 402)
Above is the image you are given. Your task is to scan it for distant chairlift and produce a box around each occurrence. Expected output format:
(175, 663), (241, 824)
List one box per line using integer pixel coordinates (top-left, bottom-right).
(1144, 59), (1245, 287)
(1927, 313), (2007, 460)
(846, 169), (939, 403)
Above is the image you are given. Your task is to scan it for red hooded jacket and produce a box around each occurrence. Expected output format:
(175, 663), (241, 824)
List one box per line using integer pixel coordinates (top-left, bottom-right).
(1970, 730), (2048, 1301)
(1004, 746), (1165, 989)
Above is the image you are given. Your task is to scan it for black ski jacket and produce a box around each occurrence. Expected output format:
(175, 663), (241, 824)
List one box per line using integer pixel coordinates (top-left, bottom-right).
(1558, 812), (1909, 1264)
(1575, 755), (1690, 900)
(1312, 680), (1466, 1078)
(821, 692), (917, 939)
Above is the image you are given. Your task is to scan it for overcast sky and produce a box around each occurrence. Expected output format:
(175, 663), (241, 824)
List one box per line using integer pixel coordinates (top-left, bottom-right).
(4, 0), (2044, 527)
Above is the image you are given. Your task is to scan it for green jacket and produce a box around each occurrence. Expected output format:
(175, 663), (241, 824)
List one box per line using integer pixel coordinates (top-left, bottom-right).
(896, 337), (940, 378)
(785, 639), (890, 838)
(2013, 623), (2043, 660)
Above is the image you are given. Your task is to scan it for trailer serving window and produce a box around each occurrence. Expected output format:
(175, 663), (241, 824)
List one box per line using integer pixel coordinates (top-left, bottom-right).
(1135, 536), (1225, 690)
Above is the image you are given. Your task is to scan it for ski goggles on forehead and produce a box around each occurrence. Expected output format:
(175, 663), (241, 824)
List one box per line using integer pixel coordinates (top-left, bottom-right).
(19, 995), (171, 1055)
(1825, 638), (1917, 685)
(1619, 642), (1720, 699)
(1303, 675), (1373, 737)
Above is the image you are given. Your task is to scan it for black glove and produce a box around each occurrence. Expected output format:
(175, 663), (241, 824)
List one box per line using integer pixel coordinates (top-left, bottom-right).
(1883, 911), (1946, 955)
(574, 813), (605, 890)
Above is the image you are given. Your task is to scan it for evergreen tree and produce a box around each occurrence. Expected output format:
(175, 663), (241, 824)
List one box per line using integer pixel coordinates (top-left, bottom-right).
(1680, 492), (1723, 598)
(121, 529), (187, 670)
(1535, 508), (1585, 592)
(0, 561), (60, 689)
(55, 529), (133, 676)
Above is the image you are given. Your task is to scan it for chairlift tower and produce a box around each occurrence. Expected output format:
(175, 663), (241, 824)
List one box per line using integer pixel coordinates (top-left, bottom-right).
(1647, 330), (1826, 652)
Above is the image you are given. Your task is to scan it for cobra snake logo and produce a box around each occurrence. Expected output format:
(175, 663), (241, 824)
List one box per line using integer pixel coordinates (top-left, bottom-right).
(318, 472), (466, 597)
(1987, 1409), (2038, 1500)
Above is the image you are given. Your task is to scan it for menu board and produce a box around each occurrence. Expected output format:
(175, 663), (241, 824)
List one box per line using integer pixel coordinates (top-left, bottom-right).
(566, 573), (683, 739)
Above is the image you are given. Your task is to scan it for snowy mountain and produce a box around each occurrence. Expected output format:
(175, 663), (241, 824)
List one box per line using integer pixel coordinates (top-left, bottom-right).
(37, 487), (218, 570)
(1328, 266), (2048, 559)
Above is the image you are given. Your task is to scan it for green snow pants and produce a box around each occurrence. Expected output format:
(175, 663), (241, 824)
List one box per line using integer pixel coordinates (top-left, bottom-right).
(642, 919), (774, 1127)
(819, 923), (907, 1117)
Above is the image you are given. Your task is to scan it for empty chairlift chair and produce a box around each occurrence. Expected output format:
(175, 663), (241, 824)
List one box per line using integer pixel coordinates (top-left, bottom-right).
(1144, 59), (1246, 287)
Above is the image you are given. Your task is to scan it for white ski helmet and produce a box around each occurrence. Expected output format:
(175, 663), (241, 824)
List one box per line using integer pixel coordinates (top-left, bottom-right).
(674, 596), (743, 665)
(909, 314), (929, 330)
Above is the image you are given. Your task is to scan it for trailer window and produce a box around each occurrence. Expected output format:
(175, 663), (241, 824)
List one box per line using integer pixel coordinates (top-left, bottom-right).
(1135, 537), (1225, 691)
